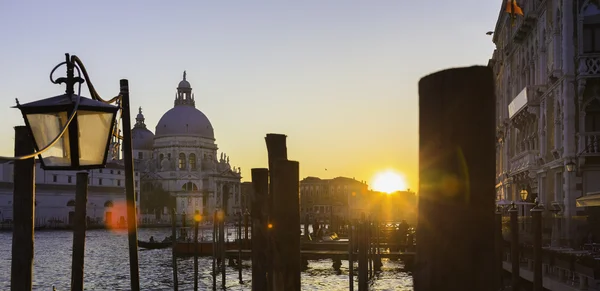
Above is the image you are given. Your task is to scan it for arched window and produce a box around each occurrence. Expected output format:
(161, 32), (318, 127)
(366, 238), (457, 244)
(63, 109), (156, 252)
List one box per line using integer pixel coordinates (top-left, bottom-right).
(104, 200), (114, 208)
(178, 153), (186, 170)
(67, 200), (75, 207)
(159, 153), (164, 161)
(189, 153), (197, 170)
(182, 182), (198, 192)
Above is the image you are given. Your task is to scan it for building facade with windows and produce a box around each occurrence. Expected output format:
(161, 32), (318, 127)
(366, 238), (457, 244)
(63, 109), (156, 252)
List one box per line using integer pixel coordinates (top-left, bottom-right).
(0, 158), (141, 228)
(491, 0), (600, 244)
(133, 72), (242, 221)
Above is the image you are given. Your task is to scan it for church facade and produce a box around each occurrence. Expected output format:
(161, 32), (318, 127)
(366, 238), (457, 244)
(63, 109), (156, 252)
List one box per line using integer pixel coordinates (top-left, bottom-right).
(132, 72), (242, 222)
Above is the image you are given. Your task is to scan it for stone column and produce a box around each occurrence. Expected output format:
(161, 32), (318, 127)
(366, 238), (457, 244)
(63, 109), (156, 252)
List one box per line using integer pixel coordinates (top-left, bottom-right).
(562, 0), (577, 247)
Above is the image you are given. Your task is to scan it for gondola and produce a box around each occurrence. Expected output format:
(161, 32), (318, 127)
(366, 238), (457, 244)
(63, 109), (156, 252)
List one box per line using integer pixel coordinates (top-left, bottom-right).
(138, 239), (172, 250)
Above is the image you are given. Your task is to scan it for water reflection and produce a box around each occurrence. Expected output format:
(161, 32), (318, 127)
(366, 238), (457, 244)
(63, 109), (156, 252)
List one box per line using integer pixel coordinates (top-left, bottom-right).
(0, 228), (412, 290)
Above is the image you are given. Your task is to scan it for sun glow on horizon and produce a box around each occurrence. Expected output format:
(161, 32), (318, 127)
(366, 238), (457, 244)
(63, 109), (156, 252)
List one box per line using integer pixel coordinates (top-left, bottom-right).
(371, 170), (408, 194)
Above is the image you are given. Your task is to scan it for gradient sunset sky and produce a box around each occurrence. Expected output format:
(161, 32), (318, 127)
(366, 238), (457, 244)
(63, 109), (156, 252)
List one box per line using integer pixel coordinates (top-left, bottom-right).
(0, 1), (500, 190)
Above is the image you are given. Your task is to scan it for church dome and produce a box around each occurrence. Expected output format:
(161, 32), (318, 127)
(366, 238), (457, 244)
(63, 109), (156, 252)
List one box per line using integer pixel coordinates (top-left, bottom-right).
(154, 72), (215, 139)
(131, 107), (155, 150)
(155, 106), (214, 139)
(178, 80), (191, 89)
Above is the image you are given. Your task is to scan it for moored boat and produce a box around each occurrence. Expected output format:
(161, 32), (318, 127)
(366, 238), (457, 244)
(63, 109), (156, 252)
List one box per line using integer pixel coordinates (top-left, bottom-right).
(138, 240), (172, 249)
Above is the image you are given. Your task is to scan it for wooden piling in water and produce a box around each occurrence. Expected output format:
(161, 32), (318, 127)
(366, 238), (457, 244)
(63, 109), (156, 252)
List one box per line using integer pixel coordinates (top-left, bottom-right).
(212, 210), (217, 291)
(532, 202), (543, 291)
(270, 159), (301, 291)
(265, 133), (287, 291)
(11, 126), (35, 291)
(194, 210), (199, 291)
(509, 203), (519, 291)
(219, 211), (226, 289)
(357, 218), (368, 291)
(171, 208), (179, 291)
(415, 66), (496, 291)
(348, 222), (354, 290)
(71, 172), (89, 291)
(494, 206), (503, 290)
(238, 211), (243, 284)
(251, 168), (269, 291)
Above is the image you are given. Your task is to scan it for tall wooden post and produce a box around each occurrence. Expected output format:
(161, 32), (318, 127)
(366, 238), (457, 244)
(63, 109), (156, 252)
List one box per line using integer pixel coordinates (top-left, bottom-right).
(219, 211), (226, 289)
(415, 66), (496, 291)
(270, 160), (301, 291)
(238, 211), (243, 283)
(171, 209), (178, 291)
(357, 219), (368, 291)
(532, 201), (544, 291)
(265, 133), (287, 290)
(11, 126), (35, 291)
(494, 206), (503, 290)
(348, 221), (354, 290)
(71, 172), (89, 291)
(251, 168), (269, 291)
(120, 79), (140, 291)
(212, 210), (217, 291)
(509, 203), (519, 291)
(194, 210), (199, 291)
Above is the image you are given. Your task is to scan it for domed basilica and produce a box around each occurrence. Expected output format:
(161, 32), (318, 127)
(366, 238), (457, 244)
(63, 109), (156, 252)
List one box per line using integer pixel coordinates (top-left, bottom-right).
(132, 71), (242, 220)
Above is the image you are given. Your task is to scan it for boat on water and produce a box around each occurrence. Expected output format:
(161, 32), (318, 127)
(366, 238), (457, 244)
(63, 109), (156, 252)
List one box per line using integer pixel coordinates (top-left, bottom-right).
(138, 239), (172, 250)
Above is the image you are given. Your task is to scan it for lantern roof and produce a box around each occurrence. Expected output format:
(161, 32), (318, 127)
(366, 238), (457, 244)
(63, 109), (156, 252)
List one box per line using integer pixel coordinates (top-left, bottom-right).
(14, 94), (118, 113)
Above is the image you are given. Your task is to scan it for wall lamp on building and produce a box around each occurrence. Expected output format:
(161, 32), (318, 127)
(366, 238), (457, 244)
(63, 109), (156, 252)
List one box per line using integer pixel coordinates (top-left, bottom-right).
(6, 53), (141, 291)
(565, 160), (576, 173)
(520, 189), (528, 201)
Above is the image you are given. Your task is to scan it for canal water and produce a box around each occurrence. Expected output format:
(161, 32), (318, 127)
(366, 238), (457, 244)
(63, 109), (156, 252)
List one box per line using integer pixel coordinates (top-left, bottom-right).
(0, 228), (413, 290)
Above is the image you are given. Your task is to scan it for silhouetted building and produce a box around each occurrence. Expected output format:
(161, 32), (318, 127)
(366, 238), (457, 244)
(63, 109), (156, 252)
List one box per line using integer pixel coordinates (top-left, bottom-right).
(300, 176), (368, 222)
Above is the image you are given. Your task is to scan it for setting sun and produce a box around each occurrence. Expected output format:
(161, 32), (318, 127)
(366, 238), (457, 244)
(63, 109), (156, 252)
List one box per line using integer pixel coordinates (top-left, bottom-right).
(371, 170), (408, 194)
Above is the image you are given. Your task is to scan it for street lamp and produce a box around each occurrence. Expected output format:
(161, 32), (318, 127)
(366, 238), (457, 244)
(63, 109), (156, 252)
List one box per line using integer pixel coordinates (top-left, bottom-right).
(565, 160), (576, 173)
(7, 53), (140, 291)
(15, 54), (119, 170)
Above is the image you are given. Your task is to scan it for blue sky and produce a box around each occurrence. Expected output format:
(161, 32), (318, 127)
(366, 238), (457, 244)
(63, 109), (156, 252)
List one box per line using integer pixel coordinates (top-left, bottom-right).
(0, 0), (501, 187)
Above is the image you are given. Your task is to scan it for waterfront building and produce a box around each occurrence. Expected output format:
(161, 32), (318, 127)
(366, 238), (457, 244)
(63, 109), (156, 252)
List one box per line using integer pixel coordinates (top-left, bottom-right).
(300, 176), (369, 223)
(490, 0), (600, 245)
(0, 157), (141, 228)
(133, 72), (242, 222)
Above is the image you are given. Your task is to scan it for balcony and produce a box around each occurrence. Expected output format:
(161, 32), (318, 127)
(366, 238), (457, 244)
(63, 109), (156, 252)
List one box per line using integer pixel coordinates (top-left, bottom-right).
(578, 54), (600, 77)
(512, 10), (537, 43)
(577, 132), (600, 156)
(509, 150), (539, 181)
(508, 86), (544, 128)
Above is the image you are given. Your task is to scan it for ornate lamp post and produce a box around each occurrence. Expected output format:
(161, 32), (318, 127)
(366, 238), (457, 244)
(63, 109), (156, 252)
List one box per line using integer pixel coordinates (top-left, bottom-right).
(8, 53), (140, 291)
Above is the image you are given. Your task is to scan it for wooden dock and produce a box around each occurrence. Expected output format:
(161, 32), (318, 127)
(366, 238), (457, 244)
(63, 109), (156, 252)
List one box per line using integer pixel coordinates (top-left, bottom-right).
(224, 249), (416, 261)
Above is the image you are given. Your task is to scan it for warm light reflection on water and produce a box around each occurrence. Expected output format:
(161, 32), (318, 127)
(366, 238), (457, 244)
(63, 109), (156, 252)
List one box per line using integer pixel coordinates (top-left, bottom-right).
(0, 229), (412, 290)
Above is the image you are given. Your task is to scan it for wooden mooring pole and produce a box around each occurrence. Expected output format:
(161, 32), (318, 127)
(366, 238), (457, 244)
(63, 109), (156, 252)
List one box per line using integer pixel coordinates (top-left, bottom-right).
(70, 172), (89, 291)
(270, 159), (301, 291)
(171, 208), (179, 291)
(11, 126), (35, 291)
(251, 168), (269, 291)
(415, 66), (496, 291)
(348, 221), (354, 290)
(358, 217), (368, 291)
(509, 203), (519, 291)
(194, 210), (199, 291)
(532, 200), (544, 291)
(238, 211), (243, 284)
(265, 133), (288, 291)
(212, 210), (217, 291)
(494, 206), (503, 290)
(219, 211), (226, 289)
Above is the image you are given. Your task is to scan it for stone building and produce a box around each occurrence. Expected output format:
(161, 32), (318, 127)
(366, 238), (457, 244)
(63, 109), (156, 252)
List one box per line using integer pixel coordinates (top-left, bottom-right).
(132, 72), (242, 221)
(300, 176), (369, 222)
(491, 0), (600, 244)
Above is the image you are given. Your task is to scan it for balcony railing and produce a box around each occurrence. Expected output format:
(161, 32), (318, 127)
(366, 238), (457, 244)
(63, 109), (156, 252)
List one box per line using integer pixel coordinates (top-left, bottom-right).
(578, 54), (600, 76)
(509, 150), (539, 174)
(578, 132), (600, 156)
